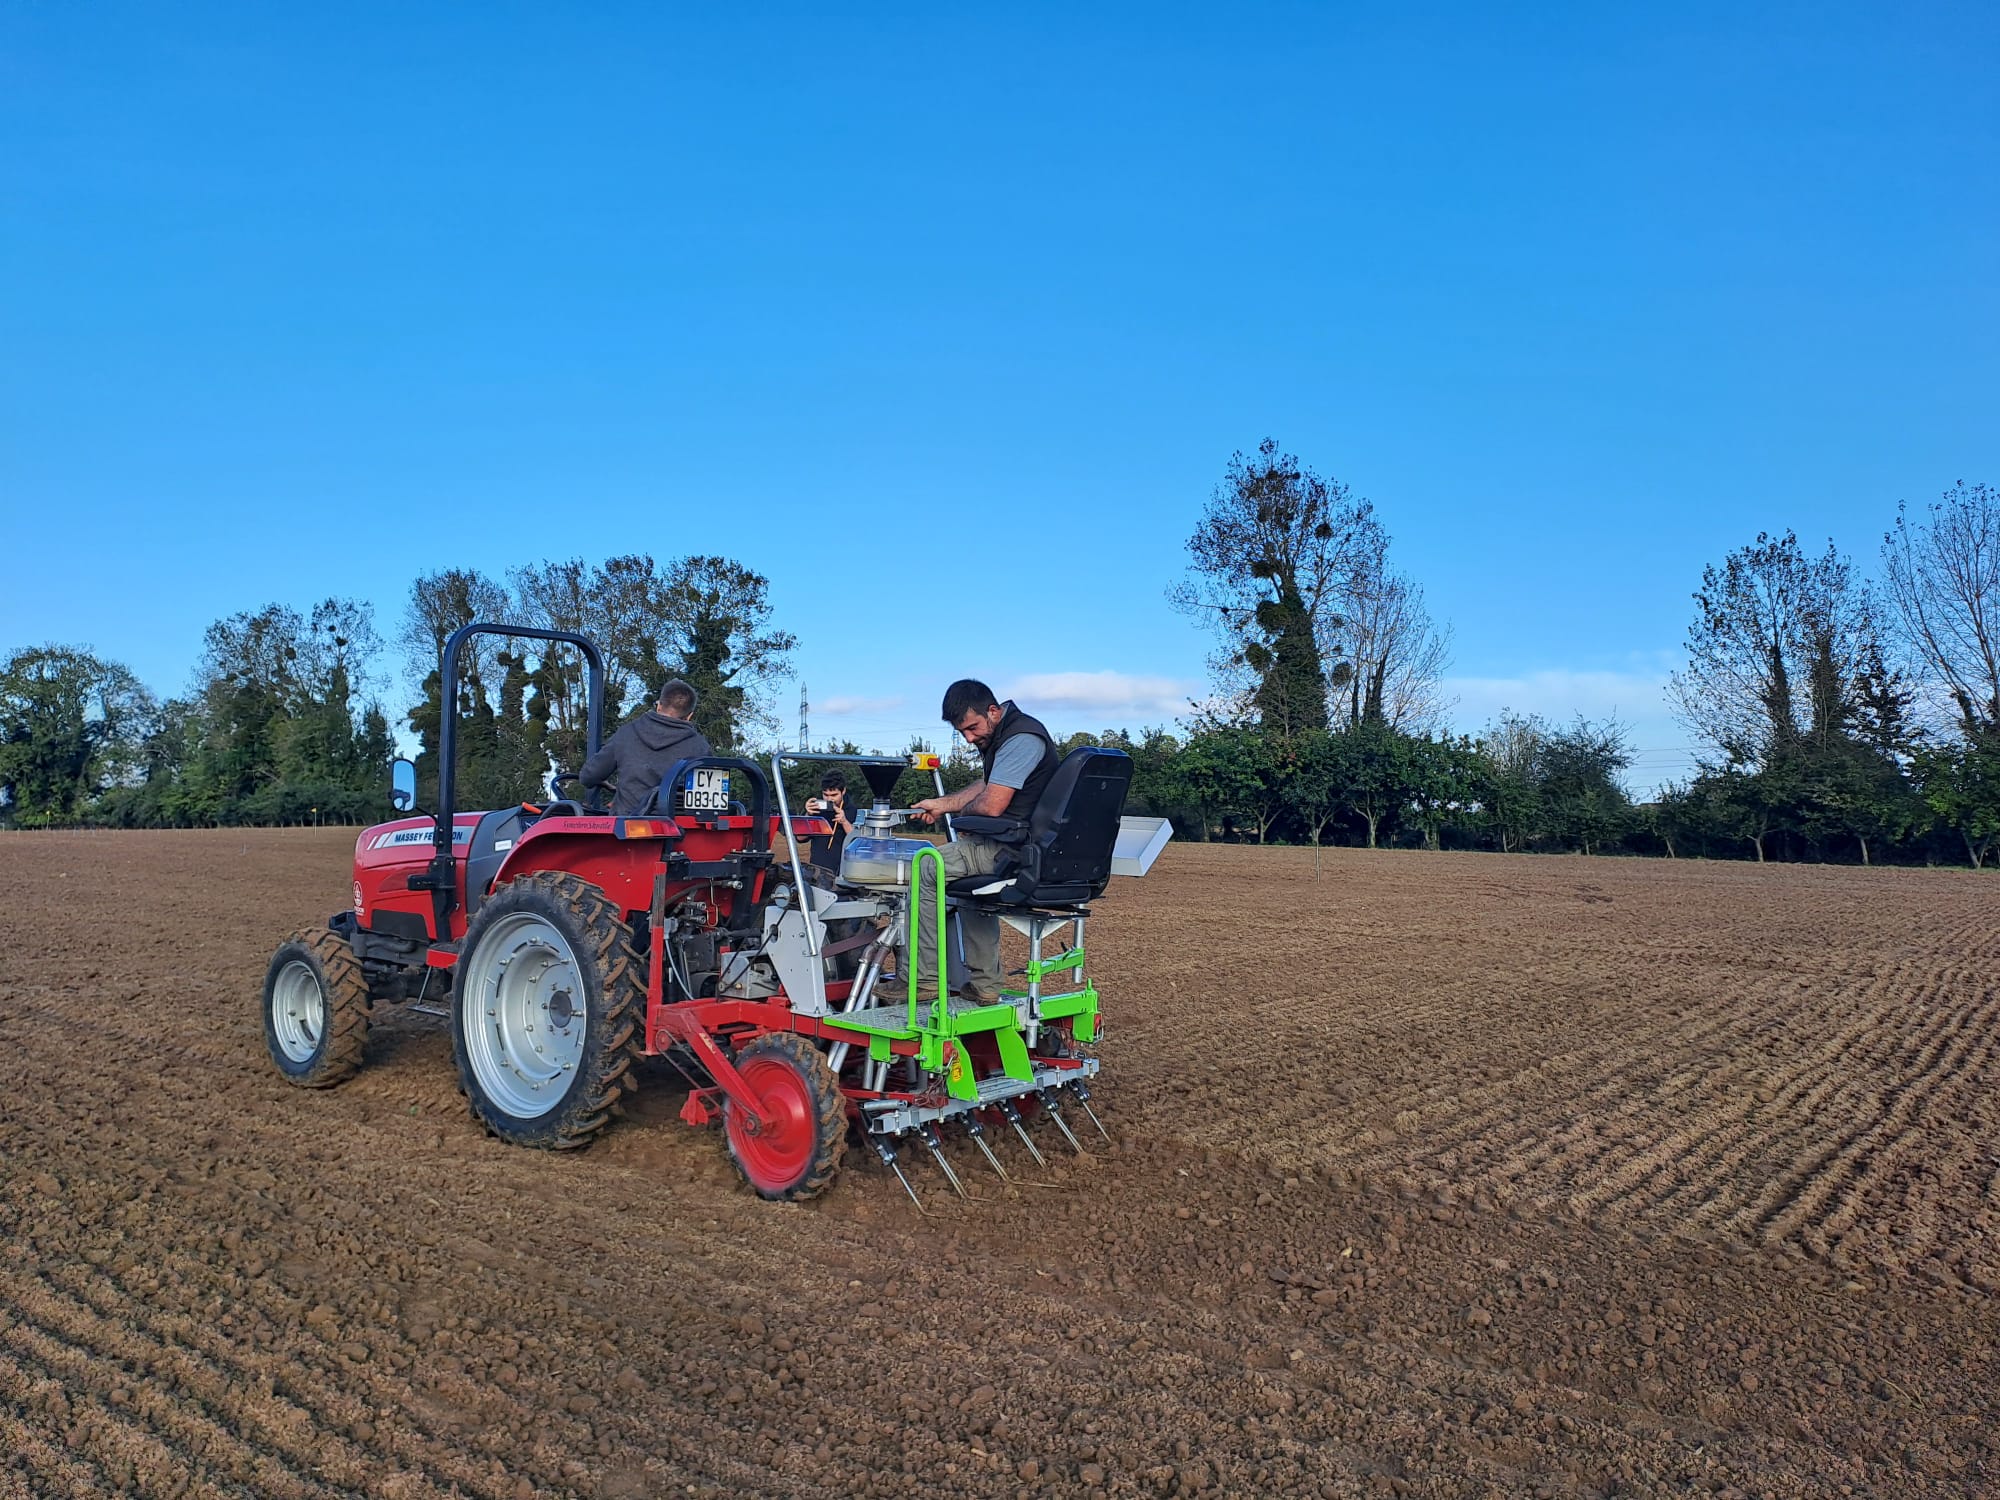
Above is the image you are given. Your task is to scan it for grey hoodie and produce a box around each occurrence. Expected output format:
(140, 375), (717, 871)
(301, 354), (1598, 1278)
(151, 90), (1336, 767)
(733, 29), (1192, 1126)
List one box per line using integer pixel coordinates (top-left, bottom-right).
(578, 711), (713, 815)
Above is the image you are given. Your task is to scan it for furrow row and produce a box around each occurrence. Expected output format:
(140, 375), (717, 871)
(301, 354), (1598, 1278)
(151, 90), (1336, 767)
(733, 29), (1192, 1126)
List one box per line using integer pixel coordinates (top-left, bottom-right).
(0, 1324), (265, 1500)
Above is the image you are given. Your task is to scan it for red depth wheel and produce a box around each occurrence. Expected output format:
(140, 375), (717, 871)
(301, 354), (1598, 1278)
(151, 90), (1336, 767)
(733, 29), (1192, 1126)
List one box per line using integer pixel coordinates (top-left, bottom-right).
(722, 1034), (847, 1200)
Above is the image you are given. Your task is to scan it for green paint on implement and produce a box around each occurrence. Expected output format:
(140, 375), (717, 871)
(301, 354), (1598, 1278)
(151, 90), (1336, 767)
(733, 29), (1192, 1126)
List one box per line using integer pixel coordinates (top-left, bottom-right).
(821, 842), (1059, 1088)
(1025, 946), (1085, 983)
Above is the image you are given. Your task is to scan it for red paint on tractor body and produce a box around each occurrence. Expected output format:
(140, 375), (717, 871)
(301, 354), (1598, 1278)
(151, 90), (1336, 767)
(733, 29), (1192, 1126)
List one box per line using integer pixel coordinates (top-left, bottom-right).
(340, 801), (1087, 1164)
(349, 809), (829, 948)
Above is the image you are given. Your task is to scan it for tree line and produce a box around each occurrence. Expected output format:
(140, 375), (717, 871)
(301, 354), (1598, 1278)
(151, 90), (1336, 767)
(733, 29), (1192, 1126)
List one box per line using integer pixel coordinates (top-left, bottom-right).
(0, 555), (791, 828)
(1142, 447), (2000, 866)
(6, 454), (1996, 868)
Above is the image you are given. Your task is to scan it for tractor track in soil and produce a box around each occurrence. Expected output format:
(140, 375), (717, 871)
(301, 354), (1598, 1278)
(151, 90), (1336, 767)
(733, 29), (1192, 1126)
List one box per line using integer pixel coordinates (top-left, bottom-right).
(2, 830), (1996, 1498)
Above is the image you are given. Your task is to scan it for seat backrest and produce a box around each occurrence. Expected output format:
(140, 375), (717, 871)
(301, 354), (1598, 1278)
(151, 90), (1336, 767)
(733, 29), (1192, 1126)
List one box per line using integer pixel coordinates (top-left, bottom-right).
(1021, 747), (1133, 895)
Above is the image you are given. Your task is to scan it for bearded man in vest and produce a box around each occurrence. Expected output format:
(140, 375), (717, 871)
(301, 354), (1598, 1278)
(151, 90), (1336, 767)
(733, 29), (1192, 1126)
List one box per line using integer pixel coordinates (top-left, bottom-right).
(910, 679), (1059, 1003)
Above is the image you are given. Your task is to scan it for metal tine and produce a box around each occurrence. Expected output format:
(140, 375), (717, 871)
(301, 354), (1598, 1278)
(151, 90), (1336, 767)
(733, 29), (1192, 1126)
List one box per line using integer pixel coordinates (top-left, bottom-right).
(963, 1116), (1009, 1181)
(1069, 1082), (1112, 1143)
(1039, 1092), (1086, 1155)
(919, 1125), (968, 1199)
(983, 1108), (1069, 1189)
(874, 1138), (929, 1215)
(999, 1101), (1047, 1168)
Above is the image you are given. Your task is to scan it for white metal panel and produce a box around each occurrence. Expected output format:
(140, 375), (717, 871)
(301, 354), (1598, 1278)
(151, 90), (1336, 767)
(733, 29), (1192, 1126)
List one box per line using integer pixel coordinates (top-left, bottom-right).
(1110, 816), (1172, 877)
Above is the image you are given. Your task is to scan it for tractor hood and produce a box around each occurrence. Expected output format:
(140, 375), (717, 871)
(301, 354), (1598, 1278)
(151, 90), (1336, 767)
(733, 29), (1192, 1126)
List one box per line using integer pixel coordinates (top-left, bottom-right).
(351, 813), (479, 931)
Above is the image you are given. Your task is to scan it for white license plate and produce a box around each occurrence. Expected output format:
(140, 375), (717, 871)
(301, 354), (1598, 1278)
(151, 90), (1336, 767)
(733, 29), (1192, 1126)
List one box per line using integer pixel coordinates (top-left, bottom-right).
(682, 768), (730, 812)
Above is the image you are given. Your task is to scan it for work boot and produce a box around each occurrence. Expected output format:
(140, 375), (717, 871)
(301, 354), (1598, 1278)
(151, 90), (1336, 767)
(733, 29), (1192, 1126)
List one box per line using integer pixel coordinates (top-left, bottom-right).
(957, 978), (1004, 1004)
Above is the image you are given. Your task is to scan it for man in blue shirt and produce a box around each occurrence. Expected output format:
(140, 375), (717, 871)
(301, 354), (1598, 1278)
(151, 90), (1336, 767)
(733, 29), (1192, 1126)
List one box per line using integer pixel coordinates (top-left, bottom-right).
(911, 679), (1058, 1001)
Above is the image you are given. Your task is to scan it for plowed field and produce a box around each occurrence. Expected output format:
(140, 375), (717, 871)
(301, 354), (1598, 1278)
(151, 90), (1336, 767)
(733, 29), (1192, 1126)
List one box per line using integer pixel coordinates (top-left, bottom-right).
(2, 831), (1995, 1499)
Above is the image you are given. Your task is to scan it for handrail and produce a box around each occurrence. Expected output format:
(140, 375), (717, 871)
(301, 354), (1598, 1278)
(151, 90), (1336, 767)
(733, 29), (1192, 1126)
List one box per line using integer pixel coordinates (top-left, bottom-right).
(767, 753), (821, 959)
(427, 620), (605, 932)
(907, 843), (948, 1033)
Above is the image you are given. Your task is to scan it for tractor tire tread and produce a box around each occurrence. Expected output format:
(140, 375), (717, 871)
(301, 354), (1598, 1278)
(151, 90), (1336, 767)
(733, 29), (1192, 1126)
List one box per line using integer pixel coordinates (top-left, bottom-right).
(266, 926), (370, 1088)
(454, 870), (644, 1151)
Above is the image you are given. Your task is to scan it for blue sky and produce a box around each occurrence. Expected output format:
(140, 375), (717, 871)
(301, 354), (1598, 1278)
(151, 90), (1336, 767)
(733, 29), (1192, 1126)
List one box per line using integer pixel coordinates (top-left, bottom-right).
(3, 3), (1994, 792)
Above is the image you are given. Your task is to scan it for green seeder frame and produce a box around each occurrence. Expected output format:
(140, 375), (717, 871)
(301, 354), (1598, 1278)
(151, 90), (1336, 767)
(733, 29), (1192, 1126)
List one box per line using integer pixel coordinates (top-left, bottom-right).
(824, 845), (1099, 1101)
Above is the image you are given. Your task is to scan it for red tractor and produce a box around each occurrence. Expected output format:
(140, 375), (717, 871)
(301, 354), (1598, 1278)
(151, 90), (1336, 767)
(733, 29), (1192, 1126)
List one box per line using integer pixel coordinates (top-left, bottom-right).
(261, 622), (1169, 1203)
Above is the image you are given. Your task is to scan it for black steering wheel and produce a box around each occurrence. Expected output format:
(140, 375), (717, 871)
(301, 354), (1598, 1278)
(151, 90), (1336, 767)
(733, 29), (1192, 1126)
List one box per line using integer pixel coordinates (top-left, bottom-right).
(546, 770), (602, 814)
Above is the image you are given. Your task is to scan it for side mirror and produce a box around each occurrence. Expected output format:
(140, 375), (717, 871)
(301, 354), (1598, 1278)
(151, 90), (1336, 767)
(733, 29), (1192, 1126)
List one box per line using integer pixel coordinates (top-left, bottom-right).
(390, 757), (418, 813)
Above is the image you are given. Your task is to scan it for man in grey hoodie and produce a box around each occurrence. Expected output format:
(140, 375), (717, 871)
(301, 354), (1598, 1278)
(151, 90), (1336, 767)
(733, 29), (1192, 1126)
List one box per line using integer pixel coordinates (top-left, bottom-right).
(578, 679), (713, 815)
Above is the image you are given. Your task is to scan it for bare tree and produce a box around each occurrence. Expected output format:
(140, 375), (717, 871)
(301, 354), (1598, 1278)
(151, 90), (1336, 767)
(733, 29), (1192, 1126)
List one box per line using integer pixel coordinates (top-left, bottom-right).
(298, 598), (381, 705)
(508, 557), (603, 750)
(1669, 531), (1875, 766)
(400, 568), (510, 686)
(1328, 530), (1453, 732)
(1881, 481), (2000, 740)
(1169, 439), (1380, 729)
(657, 555), (796, 748)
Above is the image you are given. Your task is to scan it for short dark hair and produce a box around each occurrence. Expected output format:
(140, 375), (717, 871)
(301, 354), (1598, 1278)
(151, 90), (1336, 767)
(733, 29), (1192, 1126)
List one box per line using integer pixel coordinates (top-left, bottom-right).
(657, 679), (698, 718)
(819, 769), (847, 793)
(941, 679), (999, 724)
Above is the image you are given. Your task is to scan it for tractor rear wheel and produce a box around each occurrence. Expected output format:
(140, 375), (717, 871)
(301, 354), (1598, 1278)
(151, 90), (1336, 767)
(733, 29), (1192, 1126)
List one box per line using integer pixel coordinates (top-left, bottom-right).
(723, 1033), (847, 1201)
(451, 871), (643, 1149)
(263, 927), (369, 1087)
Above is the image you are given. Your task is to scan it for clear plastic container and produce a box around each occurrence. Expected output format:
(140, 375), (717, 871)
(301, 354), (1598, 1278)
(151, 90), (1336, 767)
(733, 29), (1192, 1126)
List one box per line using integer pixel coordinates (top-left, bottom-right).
(839, 834), (933, 888)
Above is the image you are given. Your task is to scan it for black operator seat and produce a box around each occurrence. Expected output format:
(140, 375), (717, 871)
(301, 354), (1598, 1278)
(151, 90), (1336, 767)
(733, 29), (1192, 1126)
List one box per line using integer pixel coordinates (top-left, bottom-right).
(946, 748), (1133, 909)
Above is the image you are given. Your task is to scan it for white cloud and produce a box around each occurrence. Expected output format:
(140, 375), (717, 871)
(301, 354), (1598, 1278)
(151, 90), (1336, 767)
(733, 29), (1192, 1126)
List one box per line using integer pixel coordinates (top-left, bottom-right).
(818, 694), (905, 717)
(1005, 670), (1196, 723)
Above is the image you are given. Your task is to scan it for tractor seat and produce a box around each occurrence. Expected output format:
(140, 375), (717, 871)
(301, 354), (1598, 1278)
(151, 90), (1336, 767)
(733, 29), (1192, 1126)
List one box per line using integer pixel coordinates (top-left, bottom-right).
(464, 805), (537, 917)
(945, 747), (1133, 910)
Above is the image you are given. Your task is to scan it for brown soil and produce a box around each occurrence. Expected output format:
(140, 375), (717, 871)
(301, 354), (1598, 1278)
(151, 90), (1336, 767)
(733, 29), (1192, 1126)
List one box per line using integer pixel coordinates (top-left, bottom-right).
(2, 831), (1995, 1498)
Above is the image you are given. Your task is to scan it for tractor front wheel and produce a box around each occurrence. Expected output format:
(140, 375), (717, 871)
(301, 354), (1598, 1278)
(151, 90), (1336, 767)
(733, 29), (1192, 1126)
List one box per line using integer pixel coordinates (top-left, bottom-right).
(723, 1033), (847, 1201)
(452, 872), (644, 1149)
(262, 927), (369, 1087)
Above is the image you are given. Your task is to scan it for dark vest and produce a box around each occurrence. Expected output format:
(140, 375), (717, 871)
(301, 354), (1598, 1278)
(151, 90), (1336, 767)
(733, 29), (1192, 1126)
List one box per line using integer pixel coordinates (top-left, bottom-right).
(980, 703), (1059, 826)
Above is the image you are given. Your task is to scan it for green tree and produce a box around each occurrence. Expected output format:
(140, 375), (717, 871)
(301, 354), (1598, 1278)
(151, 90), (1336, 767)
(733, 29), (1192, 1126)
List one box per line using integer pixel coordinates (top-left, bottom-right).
(1475, 711), (1544, 853)
(186, 599), (390, 824)
(402, 568), (510, 805)
(1912, 736), (2000, 867)
(1405, 734), (1481, 851)
(1175, 726), (1266, 841)
(0, 646), (156, 825)
(1795, 740), (1922, 865)
(1335, 720), (1413, 849)
(1536, 716), (1635, 855)
(1281, 728), (1346, 845)
(1648, 777), (1743, 859)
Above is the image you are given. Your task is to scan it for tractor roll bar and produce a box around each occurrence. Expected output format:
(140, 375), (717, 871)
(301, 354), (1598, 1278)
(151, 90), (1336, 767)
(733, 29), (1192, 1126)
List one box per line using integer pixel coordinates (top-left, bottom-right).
(426, 621), (606, 927)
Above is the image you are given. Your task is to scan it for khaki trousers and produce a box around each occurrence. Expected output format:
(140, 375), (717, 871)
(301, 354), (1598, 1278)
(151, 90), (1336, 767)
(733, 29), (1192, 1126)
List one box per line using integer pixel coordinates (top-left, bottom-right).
(915, 835), (1006, 993)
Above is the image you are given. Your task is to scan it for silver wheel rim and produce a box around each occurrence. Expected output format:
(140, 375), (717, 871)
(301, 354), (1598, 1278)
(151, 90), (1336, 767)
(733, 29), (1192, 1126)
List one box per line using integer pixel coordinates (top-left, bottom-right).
(460, 912), (588, 1119)
(271, 958), (326, 1064)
